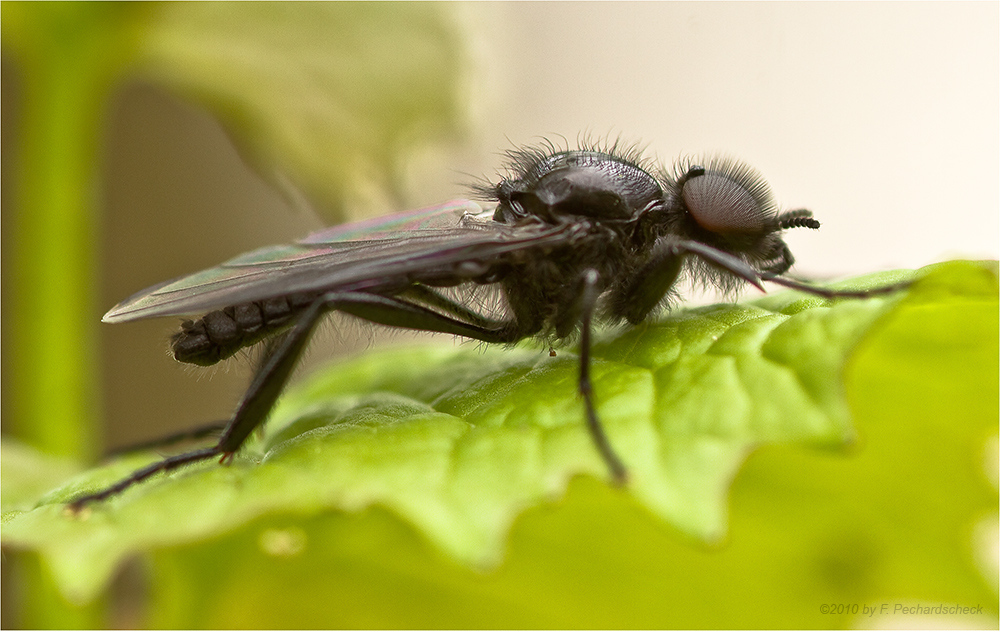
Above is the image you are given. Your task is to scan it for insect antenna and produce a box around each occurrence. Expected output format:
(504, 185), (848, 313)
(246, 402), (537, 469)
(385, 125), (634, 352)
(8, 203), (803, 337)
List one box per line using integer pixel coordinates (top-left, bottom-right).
(776, 208), (821, 230)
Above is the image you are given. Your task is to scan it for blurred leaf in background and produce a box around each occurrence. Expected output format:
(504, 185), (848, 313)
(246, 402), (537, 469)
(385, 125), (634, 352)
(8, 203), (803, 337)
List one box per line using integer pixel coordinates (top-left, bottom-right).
(2, 3), (469, 627)
(139, 2), (469, 216)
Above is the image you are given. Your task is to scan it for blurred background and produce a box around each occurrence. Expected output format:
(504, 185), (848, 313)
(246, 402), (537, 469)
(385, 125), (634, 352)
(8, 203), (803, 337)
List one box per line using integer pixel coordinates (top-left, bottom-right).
(2, 3), (996, 627)
(3, 1), (996, 462)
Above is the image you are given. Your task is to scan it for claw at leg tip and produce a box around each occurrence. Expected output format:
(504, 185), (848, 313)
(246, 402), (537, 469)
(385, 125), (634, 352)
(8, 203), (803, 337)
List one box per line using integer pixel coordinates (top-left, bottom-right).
(64, 502), (91, 520)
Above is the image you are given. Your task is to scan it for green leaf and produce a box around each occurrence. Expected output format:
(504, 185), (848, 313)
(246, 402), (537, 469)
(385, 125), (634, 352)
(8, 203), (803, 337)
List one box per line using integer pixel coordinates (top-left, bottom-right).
(0, 442), (81, 515)
(2, 4), (470, 625)
(2, 262), (996, 628)
(135, 2), (468, 216)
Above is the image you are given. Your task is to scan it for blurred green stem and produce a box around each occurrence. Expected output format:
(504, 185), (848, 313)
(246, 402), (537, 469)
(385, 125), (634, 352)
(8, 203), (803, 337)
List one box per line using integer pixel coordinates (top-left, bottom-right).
(5, 4), (144, 627)
(7, 4), (139, 460)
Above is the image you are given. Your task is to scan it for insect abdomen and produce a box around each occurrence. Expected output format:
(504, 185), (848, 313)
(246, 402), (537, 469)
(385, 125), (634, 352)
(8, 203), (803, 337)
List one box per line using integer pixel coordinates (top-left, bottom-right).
(171, 293), (317, 366)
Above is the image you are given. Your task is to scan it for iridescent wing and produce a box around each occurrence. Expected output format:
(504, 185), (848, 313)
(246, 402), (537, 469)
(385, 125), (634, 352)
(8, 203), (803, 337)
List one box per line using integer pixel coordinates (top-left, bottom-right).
(104, 200), (570, 323)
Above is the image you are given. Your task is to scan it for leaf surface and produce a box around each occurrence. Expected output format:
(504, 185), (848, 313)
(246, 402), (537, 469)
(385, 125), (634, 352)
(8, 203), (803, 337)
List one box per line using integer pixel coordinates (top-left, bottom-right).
(2, 263), (995, 620)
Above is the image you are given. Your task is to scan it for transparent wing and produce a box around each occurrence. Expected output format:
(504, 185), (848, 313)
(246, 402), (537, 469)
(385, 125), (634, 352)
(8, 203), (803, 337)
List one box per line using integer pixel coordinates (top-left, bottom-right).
(104, 200), (569, 323)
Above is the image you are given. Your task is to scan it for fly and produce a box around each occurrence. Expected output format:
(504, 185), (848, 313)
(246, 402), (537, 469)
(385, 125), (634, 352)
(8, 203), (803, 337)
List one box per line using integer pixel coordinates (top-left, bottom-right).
(69, 141), (904, 510)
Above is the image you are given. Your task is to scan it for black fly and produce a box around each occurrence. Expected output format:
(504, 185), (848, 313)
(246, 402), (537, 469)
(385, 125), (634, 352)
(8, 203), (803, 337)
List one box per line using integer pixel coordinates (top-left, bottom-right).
(70, 141), (900, 510)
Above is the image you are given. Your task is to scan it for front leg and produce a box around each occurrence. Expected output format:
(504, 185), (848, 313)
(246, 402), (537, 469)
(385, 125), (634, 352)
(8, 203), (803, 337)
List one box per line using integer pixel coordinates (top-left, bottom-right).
(609, 237), (766, 324)
(609, 236), (908, 325)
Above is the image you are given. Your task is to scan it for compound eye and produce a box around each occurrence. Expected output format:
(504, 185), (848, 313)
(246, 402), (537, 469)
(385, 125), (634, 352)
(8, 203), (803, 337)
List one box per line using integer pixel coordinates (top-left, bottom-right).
(680, 161), (774, 234)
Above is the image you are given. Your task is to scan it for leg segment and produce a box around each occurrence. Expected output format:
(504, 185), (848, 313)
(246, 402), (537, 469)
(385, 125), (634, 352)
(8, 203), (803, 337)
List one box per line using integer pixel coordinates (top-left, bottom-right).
(612, 235), (908, 325)
(759, 272), (912, 298)
(105, 421), (228, 457)
(610, 237), (766, 324)
(403, 284), (507, 330)
(333, 290), (518, 344)
(68, 447), (223, 510)
(577, 269), (629, 484)
(70, 290), (520, 509)
(218, 290), (521, 453)
(70, 297), (334, 509)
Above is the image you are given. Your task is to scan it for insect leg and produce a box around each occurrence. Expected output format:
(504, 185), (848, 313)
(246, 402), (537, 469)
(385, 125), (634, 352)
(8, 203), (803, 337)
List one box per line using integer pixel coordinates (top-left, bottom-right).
(328, 292), (519, 344)
(69, 290), (524, 509)
(669, 239), (766, 290)
(613, 236), (907, 326)
(357, 287), (629, 481)
(578, 269), (629, 484)
(105, 421), (228, 457)
(69, 297), (334, 510)
(68, 447), (223, 510)
(610, 237), (765, 324)
(670, 239), (913, 300)
(219, 289), (524, 452)
(758, 272), (911, 298)
(403, 284), (507, 330)
(215, 297), (332, 451)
